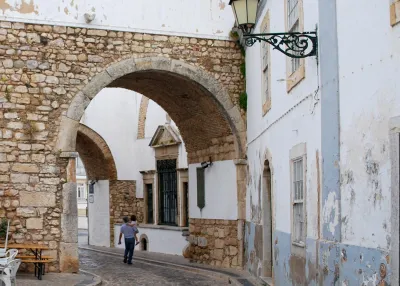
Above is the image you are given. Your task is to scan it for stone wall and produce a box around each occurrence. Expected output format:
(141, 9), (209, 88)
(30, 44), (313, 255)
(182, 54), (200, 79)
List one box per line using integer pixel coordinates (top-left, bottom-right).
(109, 180), (144, 247)
(0, 20), (244, 272)
(188, 218), (242, 269)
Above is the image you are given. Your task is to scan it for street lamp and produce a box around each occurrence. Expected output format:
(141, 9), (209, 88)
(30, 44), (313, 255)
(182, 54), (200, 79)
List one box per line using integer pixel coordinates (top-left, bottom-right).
(229, 0), (318, 58)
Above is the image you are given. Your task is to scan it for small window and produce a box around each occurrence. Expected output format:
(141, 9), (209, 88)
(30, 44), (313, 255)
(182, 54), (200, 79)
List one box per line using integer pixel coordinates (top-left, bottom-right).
(292, 158), (304, 244)
(196, 168), (205, 210)
(146, 184), (154, 224)
(77, 184), (86, 199)
(290, 142), (307, 253)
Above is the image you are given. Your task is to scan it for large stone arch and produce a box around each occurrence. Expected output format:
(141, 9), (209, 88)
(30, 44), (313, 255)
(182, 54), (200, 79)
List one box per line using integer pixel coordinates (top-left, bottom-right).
(76, 124), (117, 180)
(57, 57), (246, 163)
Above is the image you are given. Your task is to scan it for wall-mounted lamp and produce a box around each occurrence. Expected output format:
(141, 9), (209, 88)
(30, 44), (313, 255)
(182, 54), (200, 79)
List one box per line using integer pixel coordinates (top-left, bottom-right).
(229, 0), (318, 58)
(201, 157), (213, 169)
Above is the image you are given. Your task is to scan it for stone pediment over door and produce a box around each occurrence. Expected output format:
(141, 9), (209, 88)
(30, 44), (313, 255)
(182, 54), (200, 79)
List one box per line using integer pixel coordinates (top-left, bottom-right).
(149, 124), (182, 148)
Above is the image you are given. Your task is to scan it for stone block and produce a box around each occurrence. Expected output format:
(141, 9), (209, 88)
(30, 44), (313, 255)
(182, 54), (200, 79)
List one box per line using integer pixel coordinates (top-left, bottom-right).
(61, 214), (78, 243)
(62, 183), (78, 214)
(26, 218), (43, 229)
(66, 92), (90, 121)
(55, 116), (79, 153)
(10, 173), (30, 183)
(106, 57), (136, 80)
(81, 71), (112, 99)
(197, 237), (207, 247)
(59, 242), (79, 273)
(17, 207), (47, 217)
(213, 249), (224, 261)
(215, 239), (225, 249)
(20, 191), (56, 207)
(11, 163), (39, 173)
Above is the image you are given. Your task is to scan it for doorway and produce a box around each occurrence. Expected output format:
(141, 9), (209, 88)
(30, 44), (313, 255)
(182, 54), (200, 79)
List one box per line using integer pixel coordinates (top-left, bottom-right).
(262, 160), (273, 278)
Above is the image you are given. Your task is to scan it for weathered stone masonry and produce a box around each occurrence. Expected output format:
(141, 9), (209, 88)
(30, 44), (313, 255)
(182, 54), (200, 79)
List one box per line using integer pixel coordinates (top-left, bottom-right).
(0, 20), (245, 272)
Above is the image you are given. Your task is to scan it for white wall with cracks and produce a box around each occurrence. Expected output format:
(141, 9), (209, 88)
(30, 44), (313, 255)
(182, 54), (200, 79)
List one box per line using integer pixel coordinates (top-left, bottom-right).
(0, 0), (234, 39)
(337, 0), (400, 250)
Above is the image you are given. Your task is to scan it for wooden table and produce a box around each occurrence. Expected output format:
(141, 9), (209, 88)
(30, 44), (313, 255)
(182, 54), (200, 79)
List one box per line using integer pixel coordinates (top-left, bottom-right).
(0, 244), (53, 280)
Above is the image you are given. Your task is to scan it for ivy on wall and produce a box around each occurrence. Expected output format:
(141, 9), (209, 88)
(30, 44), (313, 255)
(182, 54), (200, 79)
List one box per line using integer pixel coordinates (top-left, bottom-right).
(230, 29), (247, 112)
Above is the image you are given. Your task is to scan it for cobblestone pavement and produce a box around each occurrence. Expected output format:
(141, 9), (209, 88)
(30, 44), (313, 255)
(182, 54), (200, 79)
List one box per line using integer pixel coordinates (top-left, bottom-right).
(79, 248), (232, 286)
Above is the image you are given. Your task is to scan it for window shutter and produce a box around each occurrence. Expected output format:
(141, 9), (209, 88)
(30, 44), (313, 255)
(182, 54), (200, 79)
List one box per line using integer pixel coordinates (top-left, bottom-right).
(196, 168), (205, 210)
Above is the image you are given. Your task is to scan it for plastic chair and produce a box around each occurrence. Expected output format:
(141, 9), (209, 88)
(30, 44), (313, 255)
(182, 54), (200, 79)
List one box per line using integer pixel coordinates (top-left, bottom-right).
(0, 249), (18, 266)
(0, 220), (10, 258)
(0, 259), (21, 286)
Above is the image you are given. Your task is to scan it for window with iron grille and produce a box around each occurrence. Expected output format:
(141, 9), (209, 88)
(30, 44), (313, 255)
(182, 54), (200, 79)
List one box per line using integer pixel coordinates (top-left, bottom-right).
(157, 159), (177, 226)
(292, 158), (305, 244)
(146, 184), (154, 224)
(287, 0), (301, 74)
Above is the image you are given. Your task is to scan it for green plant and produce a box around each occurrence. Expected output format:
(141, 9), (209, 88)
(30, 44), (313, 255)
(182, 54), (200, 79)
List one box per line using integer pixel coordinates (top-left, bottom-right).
(230, 30), (239, 40)
(239, 92), (247, 111)
(0, 218), (8, 239)
(240, 63), (246, 77)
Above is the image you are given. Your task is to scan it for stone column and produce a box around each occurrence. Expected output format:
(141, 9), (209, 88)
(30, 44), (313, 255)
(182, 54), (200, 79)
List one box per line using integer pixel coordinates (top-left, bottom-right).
(59, 152), (79, 273)
(235, 159), (247, 268)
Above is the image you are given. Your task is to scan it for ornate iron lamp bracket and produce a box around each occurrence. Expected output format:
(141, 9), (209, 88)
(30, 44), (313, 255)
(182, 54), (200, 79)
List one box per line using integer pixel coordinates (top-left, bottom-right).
(243, 31), (318, 58)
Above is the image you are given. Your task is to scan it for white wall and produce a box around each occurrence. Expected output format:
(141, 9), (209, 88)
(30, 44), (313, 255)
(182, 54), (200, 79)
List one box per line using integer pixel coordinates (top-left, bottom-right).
(245, 0), (320, 238)
(336, 0), (400, 250)
(78, 217), (88, 229)
(114, 224), (187, 256)
(88, 180), (110, 247)
(0, 0), (234, 40)
(189, 160), (237, 220)
(82, 88), (188, 199)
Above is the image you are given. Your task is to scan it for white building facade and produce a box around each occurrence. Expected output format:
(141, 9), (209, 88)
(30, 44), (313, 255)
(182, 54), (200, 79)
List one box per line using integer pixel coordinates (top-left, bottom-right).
(245, 0), (399, 285)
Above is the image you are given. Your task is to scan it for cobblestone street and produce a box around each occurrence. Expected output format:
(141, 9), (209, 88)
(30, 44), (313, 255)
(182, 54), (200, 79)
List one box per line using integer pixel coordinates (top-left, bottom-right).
(79, 248), (231, 286)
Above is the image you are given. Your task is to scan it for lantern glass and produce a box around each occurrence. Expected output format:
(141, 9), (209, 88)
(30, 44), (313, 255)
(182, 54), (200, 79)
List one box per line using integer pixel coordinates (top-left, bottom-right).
(229, 0), (258, 34)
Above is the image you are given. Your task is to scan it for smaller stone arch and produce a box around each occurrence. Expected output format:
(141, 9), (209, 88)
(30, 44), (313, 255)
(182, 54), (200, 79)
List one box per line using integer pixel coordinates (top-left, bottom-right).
(76, 124), (117, 180)
(139, 234), (149, 251)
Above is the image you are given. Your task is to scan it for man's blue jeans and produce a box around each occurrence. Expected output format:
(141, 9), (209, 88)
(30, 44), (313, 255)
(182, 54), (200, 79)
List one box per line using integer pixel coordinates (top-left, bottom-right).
(124, 237), (135, 263)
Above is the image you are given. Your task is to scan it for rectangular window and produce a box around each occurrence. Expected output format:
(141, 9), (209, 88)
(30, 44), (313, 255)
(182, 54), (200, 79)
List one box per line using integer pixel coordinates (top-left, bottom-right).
(157, 159), (178, 226)
(292, 158), (304, 244)
(290, 142), (306, 253)
(146, 184), (154, 224)
(77, 184), (86, 199)
(183, 182), (189, 227)
(287, 0), (300, 74)
(196, 168), (205, 210)
(261, 11), (271, 115)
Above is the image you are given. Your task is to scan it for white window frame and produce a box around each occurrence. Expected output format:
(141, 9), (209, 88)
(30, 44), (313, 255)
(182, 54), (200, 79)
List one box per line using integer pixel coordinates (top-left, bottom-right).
(260, 11), (271, 116)
(290, 143), (307, 256)
(285, 0), (305, 92)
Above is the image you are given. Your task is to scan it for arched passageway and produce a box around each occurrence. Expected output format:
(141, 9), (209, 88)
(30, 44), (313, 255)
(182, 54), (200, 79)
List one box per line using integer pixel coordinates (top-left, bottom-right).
(58, 57), (246, 163)
(54, 57), (247, 272)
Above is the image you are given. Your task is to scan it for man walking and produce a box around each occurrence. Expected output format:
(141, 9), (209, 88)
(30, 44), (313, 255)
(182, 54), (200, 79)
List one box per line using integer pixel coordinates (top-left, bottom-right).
(118, 216), (138, 264)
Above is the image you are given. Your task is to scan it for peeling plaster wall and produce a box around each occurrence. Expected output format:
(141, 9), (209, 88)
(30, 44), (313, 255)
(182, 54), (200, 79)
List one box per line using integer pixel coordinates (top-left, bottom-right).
(245, 0), (321, 279)
(0, 0), (234, 39)
(337, 0), (400, 251)
(245, 0), (399, 284)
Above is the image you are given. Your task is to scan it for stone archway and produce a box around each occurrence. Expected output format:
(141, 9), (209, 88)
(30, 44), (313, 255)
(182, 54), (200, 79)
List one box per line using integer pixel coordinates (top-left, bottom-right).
(76, 124), (117, 181)
(57, 57), (246, 163)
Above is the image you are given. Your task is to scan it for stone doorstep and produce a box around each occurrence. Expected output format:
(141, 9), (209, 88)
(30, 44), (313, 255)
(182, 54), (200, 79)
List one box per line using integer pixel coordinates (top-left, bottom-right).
(79, 245), (260, 286)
